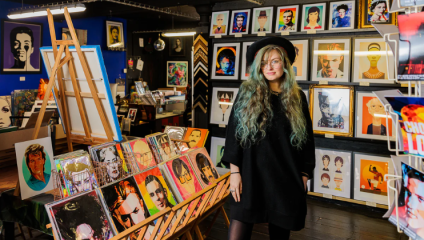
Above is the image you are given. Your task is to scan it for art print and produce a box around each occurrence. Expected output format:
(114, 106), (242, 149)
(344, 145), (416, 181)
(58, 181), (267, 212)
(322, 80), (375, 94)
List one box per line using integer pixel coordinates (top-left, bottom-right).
(46, 191), (113, 240)
(106, 21), (124, 48)
(353, 153), (393, 205)
(62, 27), (87, 46)
(186, 148), (220, 188)
(313, 148), (352, 198)
(210, 11), (230, 36)
(60, 154), (98, 196)
(251, 7), (274, 34)
(167, 61), (188, 87)
(312, 39), (351, 82)
(241, 42), (254, 80)
(275, 5), (299, 33)
(169, 38), (185, 56)
(134, 167), (177, 216)
(0, 95), (11, 127)
(329, 1), (355, 30)
(129, 138), (157, 171)
(93, 145), (125, 183)
(99, 177), (151, 239)
(155, 133), (177, 161)
(310, 85), (354, 137)
(359, 0), (396, 28)
(15, 137), (54, 200)
(229, 9), (251, 35)
(128, 108), (137, 122)
(1, 20), (42, 74)
(210, 137), (227, 168)
(211, 43), (240, 80)
(301, 3), (326, 31)
(291, 39), (309, 81)
(164, 156), (203, 201)
(355, 92), (395, 141)
(210, 87), (239, 125)
(183, 127), (209, 149)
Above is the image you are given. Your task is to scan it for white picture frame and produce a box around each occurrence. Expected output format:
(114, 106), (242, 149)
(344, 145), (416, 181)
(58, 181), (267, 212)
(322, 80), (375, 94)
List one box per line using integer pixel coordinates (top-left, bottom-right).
(353, 153), (394, 205)
(241, 42), (254, 80)
(210, 137), (226, 168)
(301, 3), (327, 31)
(291, 39), (309, 81)
(313, 148), (352, 199)
(106, 21), (124, 48)
(128, 108), (137, 122)
(229, 9), (251, 35)
(355, 91), (396, 141)
(353, 37), (395, 84)
(251, 6), (274, 34)
(328, 1), (356, 30)
(275, 5), (299, 33)
(211, 42), (240, 80)
(210, 11), (230, 36)
(312, 38), (351, 82)
(210, 87), (239, 125)
(167, 61), (189, 87)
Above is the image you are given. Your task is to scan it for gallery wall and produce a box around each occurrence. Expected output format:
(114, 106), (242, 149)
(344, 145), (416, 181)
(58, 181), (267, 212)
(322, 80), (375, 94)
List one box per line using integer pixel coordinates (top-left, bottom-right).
(0, 1), (127, 96)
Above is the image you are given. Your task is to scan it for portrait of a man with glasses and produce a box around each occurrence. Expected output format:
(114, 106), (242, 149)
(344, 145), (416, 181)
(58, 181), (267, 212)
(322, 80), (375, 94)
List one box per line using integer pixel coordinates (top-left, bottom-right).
(365, 97), (386, 135)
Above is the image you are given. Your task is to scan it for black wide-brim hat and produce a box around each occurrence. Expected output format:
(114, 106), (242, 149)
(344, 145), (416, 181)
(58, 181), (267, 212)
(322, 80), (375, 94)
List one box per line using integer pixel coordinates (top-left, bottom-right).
(246, 37), (296, 67)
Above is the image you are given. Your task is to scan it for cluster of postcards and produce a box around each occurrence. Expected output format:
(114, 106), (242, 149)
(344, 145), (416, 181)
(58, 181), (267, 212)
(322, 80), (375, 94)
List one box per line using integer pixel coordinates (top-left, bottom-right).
(45, 131), (220, 240)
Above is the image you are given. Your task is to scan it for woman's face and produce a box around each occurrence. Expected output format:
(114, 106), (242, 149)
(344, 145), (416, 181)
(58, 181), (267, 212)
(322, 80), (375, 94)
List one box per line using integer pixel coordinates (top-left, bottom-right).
(373, 3), (386, 16)
(367, 48), (381, 66)
(261, 50), (285, 82)
(308, 11), (319, 23)
(176, 39), (181, 46)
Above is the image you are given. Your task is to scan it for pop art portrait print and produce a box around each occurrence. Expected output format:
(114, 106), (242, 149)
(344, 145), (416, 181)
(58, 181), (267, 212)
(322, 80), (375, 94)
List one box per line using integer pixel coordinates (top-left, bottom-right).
(211, 43), (240, 80)
(210, 87), (239, 125)
(301, 3), (326, 31)
(291, 39), (309, 81)
(210, 11), (230, 36)
(251, 7), (274, 34)
(329, 1), (355, 30)
(275, 5), (299, 33)
(229, 9), (251, 35)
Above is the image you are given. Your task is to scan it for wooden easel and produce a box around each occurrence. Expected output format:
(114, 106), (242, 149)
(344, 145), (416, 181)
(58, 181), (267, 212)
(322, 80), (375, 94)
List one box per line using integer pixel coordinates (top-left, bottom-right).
(14, 7), (114, 196)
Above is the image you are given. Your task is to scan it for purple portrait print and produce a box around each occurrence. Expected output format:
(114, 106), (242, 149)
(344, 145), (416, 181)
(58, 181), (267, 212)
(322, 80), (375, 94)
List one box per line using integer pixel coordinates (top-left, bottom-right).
(2, 20), (42, 73)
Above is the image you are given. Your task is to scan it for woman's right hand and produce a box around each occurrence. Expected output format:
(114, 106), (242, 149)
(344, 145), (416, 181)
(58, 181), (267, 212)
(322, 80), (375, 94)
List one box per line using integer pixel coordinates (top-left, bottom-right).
(230, 172), (242, 202)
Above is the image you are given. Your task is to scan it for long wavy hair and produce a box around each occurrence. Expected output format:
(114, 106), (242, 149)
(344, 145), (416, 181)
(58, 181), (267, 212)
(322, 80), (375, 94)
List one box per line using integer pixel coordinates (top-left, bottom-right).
(234, 44), (307, 149)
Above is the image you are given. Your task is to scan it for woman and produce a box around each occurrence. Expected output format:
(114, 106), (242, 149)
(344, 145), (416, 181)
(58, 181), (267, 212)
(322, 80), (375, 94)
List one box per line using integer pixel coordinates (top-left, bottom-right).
(222, 37), (315, 240)
(369, 0), (388, 22)
(304, 7), (322, 29)
(362, 43), (385, 79)
(173, 38), (182, 53)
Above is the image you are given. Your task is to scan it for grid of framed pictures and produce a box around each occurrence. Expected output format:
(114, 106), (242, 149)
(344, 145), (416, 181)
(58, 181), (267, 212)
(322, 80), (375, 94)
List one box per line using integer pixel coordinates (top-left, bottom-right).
(209, 1), (394, 36)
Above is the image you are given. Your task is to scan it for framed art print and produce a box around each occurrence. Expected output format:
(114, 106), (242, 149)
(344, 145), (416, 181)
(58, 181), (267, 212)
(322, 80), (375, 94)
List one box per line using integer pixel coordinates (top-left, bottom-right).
(353, 152), (393, 205)
(301, 3), (326, 31)
(312, 38), (351, 82)
(355, 91), (395, 141)
(210, 11), (230, 36)
(169, 38), (185, 56)
(106, 21), (124, 48)
(329, 1), (355, 30)
(241, 42), (254, 80)
(309, 85), (354, 137)
(210, 87), (239, 125)
(210, 137), (227, 168)
(167, 61), (188, 87)
(251, 7), (274, 34)
(291, 39), (309, 81)
(359, 0), (396, 28)
(313, 148), (352, 198)
(128, 108), (137, 122)
(229, 9), (251, 35)
(275, 5), (299, 33)
(211, 43), (240, 80)
(1, 20), (42, 74)
(353, 38), (395, 84)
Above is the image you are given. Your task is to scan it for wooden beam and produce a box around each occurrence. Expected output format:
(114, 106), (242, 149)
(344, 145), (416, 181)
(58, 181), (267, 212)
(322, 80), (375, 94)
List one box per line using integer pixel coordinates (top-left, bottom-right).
(55, 40), (74, 45)
(64, 91), (106, 99)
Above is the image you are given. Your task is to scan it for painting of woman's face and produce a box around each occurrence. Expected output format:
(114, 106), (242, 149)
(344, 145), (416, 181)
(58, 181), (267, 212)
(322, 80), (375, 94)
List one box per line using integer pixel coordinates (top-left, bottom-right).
(372, 3), (386, 16)
(309, 11), (319, 23)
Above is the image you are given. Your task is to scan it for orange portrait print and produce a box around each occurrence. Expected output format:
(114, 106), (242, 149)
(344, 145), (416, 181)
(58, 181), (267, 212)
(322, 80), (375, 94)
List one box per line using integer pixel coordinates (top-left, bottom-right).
(183, 128), (209, 149)
(359, 159), (388, 196)
(361, 96), (392, 136)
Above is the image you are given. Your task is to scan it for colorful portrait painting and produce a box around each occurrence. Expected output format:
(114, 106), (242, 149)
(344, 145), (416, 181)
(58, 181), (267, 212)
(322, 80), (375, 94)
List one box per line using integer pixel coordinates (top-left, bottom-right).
(129, 138), (156, 171)
(183, 127), (209, 149)
(359, 159), (388, 196)
(106, 21), (124, 48)
(60, 155), (98, 196)
(275, 5), (299, 32)
(1, 20), (42, 74)
(251, 7), (273, 34)
(359, 0), (396, 28)
(99, 177), (151, 240)
(134, 167), (177, 216)
(229, 9), (251, 35)
(15, 137), (54, 200)
(93, 145), (125, 184)
(0, 96), (11, 127)
(301, 3), (326, 31)
(291, 40), (308, 81)
(210, 11), (229, 36)
(329, 1), (355, 30)
(46, 191), (113, 240)
(212, 43), (240, 80)
(167, 61), (188, 87)
(210, 87), (239, 125)
(186, 148), (220, 188)
(164, 156), (203, 201)
(128, 108), (137, 122)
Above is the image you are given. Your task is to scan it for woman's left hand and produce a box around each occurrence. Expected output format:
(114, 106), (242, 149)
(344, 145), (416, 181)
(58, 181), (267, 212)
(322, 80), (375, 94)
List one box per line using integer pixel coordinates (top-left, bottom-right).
(302, 176), (308, 191)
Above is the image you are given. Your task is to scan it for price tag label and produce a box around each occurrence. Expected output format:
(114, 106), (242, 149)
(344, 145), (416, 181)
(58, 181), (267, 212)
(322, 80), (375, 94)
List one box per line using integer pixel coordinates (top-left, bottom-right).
(359, 82), (370, 86)
(235, 33), (243, 38)
(215, 35), (222, 38)
(307, 29), (317, 34)
(280, 31), (290, 36)
(401, 83), (414, 87)
(219, 124), (226, 128)
(319, 80), (328, 85)
(325, 133), (334, 138)
(323, 194), (333, 199)
(366, 201), (377, 207)
(257, 32), (266, 36)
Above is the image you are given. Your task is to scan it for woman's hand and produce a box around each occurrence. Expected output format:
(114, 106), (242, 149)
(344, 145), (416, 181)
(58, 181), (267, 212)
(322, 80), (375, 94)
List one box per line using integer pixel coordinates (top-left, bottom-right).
(230, 164), (242, 202)
(302, 176), (308, 192)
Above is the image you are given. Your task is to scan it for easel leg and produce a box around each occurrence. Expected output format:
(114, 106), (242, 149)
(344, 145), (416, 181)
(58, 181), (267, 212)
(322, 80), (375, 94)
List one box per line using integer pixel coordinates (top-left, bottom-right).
(194, 225), (204, 240)
(185, 231), (194, 240)
(203, 208), (221, 238)
(220, 206), (230, 227)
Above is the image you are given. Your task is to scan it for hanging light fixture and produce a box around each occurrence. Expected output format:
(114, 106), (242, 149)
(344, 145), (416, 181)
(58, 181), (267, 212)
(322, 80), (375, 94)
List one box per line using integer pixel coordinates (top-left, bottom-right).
(7, 3), (86, 19)
(162, 31), (196, 37)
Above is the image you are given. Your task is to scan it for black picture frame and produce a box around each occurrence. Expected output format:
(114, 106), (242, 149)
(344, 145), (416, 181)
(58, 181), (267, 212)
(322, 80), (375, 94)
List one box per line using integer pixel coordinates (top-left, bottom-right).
(169, 37), (185, 57)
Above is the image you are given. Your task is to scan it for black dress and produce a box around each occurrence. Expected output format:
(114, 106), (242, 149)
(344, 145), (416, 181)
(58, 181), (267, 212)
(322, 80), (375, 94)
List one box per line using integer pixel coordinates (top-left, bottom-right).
(221, 90), (316, 231)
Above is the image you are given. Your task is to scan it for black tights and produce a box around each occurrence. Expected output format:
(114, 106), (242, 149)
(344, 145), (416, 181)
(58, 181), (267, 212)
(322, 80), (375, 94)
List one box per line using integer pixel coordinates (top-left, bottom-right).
(228, 219), (291, 240)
